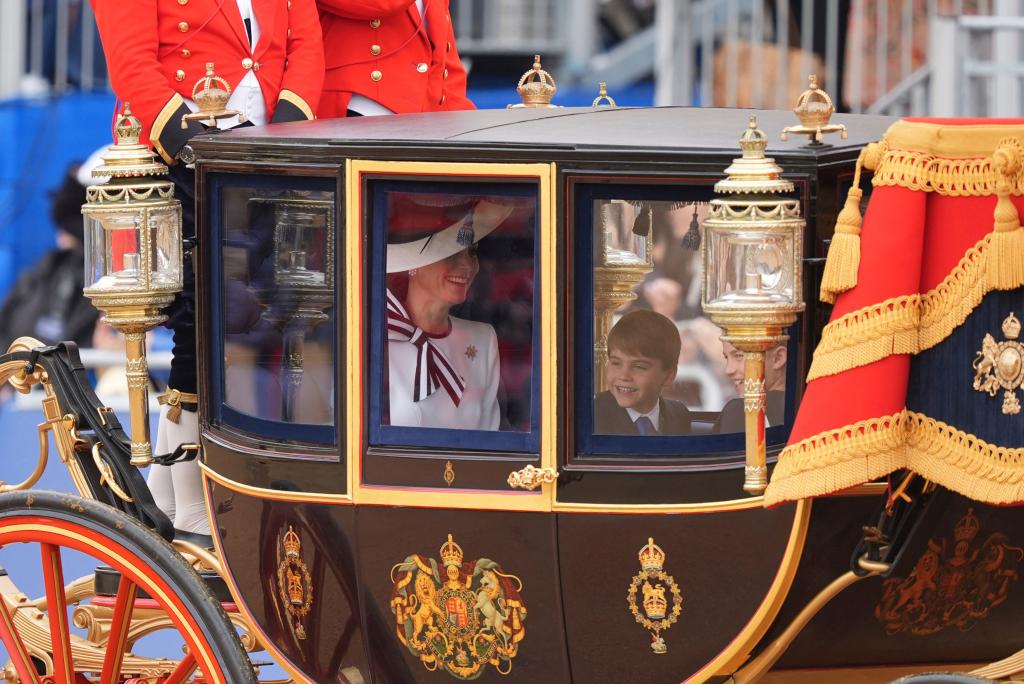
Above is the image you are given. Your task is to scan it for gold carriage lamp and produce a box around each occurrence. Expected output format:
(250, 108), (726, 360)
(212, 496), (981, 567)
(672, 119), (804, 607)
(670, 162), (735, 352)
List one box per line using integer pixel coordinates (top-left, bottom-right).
(509, 55), (557, 109)
(702, 116), (805, 495)
(82, 103), (183, 468)
(181, 62), (244, 129)
(781, 75), (848, 144)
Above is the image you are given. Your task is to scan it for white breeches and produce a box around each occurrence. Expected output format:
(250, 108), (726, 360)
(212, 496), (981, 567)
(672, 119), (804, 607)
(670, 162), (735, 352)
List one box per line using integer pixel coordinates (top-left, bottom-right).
(147, 404), (209, 534)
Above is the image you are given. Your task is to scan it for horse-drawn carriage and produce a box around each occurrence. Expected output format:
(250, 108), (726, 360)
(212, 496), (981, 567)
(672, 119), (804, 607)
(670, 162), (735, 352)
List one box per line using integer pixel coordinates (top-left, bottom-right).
(0, 69), (1023, 684)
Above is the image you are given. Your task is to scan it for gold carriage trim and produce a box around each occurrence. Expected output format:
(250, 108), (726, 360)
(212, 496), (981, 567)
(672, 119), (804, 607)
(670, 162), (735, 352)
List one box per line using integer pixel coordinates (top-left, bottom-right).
(869, 120), (1024, 196)
(766, 410), (1024, 506)
(808, 228), (1024, 381)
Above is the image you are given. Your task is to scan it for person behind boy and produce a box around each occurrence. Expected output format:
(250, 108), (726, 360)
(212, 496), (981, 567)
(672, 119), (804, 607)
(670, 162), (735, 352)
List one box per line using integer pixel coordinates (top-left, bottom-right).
(596, 309), (692, 436)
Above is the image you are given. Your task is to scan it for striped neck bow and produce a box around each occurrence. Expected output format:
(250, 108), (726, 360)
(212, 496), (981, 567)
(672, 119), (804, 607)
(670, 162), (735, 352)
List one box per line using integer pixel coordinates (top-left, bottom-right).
(386, 289), (465, 406)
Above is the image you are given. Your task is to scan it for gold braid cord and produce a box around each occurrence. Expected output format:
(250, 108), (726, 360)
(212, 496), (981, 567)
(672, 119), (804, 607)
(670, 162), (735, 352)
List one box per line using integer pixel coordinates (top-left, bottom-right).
(766, 410), (1024, 506)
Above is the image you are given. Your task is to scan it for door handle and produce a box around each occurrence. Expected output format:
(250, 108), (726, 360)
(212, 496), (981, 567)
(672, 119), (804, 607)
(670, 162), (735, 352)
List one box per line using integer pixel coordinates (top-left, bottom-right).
(507, 465), (557, 491)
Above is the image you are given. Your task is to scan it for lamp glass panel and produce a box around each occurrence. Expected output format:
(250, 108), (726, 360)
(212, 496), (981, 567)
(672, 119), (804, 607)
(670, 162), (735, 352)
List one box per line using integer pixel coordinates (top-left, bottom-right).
(596, 200), (649, 267)
(274, 203), (329, 287)
(705, 227), (795, 307)
(88, 211), (143, 290)
(83, 213), (107, 290)
(149, 206), (182, 290)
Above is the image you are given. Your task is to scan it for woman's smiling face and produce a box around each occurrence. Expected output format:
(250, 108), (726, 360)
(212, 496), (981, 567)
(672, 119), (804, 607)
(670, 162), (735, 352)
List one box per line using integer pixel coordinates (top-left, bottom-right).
(412, 247), (480, 307)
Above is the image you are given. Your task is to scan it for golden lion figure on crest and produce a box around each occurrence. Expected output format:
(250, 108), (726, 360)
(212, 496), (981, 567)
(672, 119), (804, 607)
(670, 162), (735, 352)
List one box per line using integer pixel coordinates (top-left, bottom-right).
(389, 534), (527, 680)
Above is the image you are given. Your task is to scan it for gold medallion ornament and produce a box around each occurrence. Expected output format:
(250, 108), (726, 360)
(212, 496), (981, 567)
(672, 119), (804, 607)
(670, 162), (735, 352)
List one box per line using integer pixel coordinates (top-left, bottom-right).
(389, 534), (527, 679)
(276, 526), (312, 640)
(973, 312), (1024, 415)
(627, 538), (683, 654)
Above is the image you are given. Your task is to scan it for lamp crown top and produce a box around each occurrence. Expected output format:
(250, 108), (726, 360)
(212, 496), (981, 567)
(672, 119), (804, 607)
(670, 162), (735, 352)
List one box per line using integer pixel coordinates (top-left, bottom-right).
(92, 102), (168, 181)
(114, 104), (144, 145)
(515, 54), (557, 108)
(714, 117), (794, 195)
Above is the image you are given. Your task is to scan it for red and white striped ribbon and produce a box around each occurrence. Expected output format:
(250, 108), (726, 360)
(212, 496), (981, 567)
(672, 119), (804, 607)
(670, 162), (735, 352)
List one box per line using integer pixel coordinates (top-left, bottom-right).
(386, 289), (465, 406)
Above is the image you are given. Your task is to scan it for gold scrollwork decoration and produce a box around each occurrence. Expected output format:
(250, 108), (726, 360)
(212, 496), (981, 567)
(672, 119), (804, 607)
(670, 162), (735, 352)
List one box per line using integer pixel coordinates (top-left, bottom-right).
(276, 525), (313, 640)
(973, 312), (1024, 415)
(506, 464), (557, 491)
(627, 537), (683, 654)
(444, 460), (455, 487)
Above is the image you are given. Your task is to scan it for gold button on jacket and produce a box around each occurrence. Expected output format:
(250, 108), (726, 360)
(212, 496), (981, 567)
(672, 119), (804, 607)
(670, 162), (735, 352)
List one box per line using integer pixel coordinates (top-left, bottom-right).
(178, 21), (189, 32)
(175, 69), (186, 81)
(371, 70), (382, 81)
(180, 49), (191, 57)
(370, 19), (381, 28)
(242, 57), (253, 69)
(370, 44), (382, 56)
(416, 62), (428, 73)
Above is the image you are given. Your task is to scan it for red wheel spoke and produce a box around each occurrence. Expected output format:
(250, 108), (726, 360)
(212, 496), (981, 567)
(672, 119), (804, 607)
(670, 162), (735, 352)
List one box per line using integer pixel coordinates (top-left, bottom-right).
(40, 542), (74, 684)
(0, 588), (41, 683)
(162, 651), (197, 684)
(99, 576), (137, 684)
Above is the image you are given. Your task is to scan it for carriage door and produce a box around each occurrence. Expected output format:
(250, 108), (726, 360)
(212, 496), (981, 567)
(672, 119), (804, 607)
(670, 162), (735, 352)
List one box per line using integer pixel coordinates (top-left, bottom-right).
(553, 176), (808, 683)
(345, 160), (569, 682)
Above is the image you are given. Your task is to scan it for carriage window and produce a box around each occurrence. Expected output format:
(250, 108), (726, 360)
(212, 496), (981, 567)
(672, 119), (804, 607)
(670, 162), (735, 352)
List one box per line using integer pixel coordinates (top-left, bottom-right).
(576, 186), (794, 457)
(368, 181), (539, 453)
(212, 176), (336, 444)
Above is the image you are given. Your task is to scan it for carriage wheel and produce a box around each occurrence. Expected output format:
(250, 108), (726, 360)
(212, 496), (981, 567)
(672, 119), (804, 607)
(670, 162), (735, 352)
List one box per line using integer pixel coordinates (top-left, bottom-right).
(0, 490), (257, 683)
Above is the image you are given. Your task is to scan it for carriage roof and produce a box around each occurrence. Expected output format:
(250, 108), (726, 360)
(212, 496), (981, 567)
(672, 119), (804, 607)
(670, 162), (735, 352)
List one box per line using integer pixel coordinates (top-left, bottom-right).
(194, 106), (894, 162)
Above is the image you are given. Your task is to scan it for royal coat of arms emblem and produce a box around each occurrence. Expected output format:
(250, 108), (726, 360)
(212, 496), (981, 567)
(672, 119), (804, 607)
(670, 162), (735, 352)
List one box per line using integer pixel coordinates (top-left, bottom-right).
(627, 537), (683, 654)
(876, 508), (1024, 635)
(389, 534), (527, 679)
(276, 525), (313, 640)
(973, 312), (1024, 415)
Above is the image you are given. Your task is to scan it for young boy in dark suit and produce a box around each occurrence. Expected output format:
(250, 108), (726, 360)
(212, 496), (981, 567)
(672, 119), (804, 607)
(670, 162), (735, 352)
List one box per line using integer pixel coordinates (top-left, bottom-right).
(595, 310), (692, 436)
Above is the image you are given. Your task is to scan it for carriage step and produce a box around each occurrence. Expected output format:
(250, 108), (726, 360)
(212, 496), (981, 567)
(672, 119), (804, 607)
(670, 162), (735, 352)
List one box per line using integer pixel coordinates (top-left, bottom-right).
(94, 565), (234, 604)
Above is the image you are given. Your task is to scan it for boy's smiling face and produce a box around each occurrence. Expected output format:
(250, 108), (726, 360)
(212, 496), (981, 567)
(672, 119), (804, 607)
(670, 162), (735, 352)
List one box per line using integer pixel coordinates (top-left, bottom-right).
(605, 349), (677, 414)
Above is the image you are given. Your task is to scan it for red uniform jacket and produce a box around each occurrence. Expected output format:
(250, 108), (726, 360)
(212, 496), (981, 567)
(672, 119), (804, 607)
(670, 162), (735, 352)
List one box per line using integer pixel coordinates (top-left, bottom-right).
(92, 0), (324, 164)
(316, 0), (474, 117)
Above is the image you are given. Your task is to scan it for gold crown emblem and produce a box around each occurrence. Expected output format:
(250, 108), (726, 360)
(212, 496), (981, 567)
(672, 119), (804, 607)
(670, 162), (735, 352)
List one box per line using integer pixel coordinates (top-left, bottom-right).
(1003, 312), (1021, 340)
(440, 533), (464, 567)
(283, 526), (301, 559)
(192, 62), (232, 111)
(792, 74), (835, 129)
(516, 55), (557, 108)
(954, 508), (981, 544)
(638, 537), (666, 573)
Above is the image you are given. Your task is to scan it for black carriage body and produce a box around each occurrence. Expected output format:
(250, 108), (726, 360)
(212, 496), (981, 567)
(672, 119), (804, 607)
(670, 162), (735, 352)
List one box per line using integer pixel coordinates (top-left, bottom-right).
(188, 108), (1024, 683)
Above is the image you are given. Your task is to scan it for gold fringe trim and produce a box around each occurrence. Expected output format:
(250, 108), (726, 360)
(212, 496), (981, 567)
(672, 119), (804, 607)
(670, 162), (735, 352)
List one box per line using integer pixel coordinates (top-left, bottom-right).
(765, 410), (1024, 506)
(871, 149), (1005, 196)
(870, 127), (1024, 196)
(806, 230), (1023, 381)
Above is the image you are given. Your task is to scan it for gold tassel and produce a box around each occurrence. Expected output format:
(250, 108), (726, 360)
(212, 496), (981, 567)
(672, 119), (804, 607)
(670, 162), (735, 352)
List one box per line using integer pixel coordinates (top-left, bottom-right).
(819, 142), (882, 304)
(987, 141), (1024, 291)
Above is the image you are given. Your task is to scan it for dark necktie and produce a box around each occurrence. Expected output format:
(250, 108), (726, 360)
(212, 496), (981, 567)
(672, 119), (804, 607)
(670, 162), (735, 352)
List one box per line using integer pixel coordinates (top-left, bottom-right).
(634, 416), (656, 436)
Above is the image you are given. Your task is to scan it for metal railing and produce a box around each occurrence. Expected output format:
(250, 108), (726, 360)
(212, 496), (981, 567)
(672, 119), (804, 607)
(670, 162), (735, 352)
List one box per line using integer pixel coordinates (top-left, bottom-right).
(2, 0), (1022, 117)
(653, 0), (1001, 114)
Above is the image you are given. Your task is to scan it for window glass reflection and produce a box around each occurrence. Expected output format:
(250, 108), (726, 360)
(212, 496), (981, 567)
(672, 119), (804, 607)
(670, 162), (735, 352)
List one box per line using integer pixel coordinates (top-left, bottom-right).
(381, 190), (535, 434)
(220, 188), (335, 427)
(592, 199), (786, 437)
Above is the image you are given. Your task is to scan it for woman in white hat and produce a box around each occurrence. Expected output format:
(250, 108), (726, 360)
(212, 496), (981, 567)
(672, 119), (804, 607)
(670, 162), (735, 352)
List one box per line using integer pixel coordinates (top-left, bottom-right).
(385, 200), (513, 430)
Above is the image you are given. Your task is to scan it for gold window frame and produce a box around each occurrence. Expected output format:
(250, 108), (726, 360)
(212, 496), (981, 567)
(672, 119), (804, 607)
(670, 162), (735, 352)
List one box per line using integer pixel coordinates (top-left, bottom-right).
(345, 159), (557, 512)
